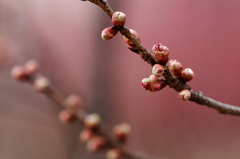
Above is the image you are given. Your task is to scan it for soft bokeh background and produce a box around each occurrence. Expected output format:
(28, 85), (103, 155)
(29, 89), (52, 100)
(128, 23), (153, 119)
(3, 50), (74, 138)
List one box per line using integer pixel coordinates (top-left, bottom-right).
(0, 0), (240, 159)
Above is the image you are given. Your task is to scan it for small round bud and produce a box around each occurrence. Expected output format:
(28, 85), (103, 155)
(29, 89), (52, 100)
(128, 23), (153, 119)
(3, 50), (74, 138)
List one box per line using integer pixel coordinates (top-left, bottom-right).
(123, 29), (141, 46)
(141, 78), (167, 92)
(58, 109), (75, 124)
(112, 11), (126, 27)
(141, 78), (153, 91)
(11, 65), (28, 81)
(86, 136), (107, 152)
(169, 59), (183, 78)
(79, 129), (94, 143)
(178, 90), (191, 101)
(101, 26), (118, 40)
(106, 149), (122, 159)
(33, 77), (50, 92)
(152, 64), (164, 76)
(113, 123), (131, 142)
(24, 60), (39, 75)
(65, 94), (83, 109)
(181, 68), (194, 82)
(84, 113), (101, 129)
(152, 43), (170, 65)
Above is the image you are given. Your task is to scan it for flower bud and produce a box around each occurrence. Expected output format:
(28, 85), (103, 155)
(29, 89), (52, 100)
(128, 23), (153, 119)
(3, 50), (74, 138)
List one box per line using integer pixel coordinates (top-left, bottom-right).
(79, 129), (94, 143)
(106, 149), (122, 159)
(101, 26), (118, 40)
(33, 77), (50, 92)
(58, 109), (75, 124)
(169, 59), (183, 78)
(141, 78), (153, 91)
(141, 78), (167, 92)
(152, 64), (164, 77)
(113, 123), (131, 142)
(65, 94), (83, 109)
(178, 90), (191, 101)
(152, 43), (170, 65)
(11, 65), (28, 81)
(86, 136), (107, 152)
(123, 29), (141, 46)
(112, 11), (126, 27)
(181, 68), (194, 82)
(84, 113), (101, 129)
(24, 59), (39, 75)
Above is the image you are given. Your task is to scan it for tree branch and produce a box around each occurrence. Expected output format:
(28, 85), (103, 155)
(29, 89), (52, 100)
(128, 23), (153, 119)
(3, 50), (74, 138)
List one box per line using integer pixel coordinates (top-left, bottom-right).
(84, 0), (240, 116)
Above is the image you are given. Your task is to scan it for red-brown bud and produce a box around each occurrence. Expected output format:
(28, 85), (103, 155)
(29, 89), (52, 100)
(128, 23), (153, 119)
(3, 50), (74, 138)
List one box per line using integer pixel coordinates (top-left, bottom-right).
(84, 113), (101, 129)
(178, 90), (191, 101)
(86, 136), (107, 152)
(33, 77), (50, 92)
(123, 29), (141, 46)
(152, 64), (164, 77)
(11, 65), (28, 81)
(106, 149), (122, 159)
(101, 26), (118, 40)
(79, 129), (94, 143)
(24, 59), (39, 75)
(152, 43), (170, 65)
(112, 11), (126, 27)
(58, 109), (75, 124)
(65, 94), (83, 109)
(113, 123), (131, 142)
(169, 59), (183, 78)
(181, 68), (194, 82)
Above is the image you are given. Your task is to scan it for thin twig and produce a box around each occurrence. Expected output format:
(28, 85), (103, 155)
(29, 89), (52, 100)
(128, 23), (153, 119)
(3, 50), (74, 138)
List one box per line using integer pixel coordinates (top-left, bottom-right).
(84, 0), (240, 116)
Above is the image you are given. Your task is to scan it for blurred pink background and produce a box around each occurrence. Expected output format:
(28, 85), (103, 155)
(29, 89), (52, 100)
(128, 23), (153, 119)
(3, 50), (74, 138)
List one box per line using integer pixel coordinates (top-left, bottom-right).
(0, 0), (240, 159)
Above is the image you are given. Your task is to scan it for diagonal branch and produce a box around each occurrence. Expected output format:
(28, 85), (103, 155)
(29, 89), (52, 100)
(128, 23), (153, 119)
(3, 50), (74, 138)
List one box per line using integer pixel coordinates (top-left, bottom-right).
(84, 0), (240, 116)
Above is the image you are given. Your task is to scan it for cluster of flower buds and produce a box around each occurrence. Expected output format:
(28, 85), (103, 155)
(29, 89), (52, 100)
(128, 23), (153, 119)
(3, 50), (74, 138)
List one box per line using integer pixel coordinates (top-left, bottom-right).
(141, 64), (167, 92)
(168, 59), (194, 82)
(101, 11), (126, 40)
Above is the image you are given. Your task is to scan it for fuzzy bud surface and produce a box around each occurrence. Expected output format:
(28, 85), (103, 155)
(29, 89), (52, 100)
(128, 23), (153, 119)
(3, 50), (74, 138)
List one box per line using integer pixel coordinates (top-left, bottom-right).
(101, 27), (118, 40)
(181, 68), (194, 82)
(152, 43), (170, 65)
(112, 11), (126, 27)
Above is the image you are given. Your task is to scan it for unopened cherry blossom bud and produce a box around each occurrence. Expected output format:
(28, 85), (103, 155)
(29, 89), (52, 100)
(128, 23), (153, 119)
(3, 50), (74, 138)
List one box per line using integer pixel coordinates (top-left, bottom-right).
(33, 77), (50, 92)
(101, 26), (118, 40)
(169, 59), (183, 78)
(106, 149), (122, 159)
(152, 43), (170, 65)
(65, 94), (83, 109)
(152, 64), (164, 76)
(112, 11), (126, 27)
(11, 65), (28, 81)
(113, 123), (131, 141)
(181, 68), (194, 82)
(79, 129), (94, 143)
(58, 109), (75, 124)
(141, 78), (153, 91)
(123, 29), (141, 46)
(84, 113), (101, 129)
(178, 90), (191, 101)
(86, 136), (107, 152)
(24, 60), (39, 75)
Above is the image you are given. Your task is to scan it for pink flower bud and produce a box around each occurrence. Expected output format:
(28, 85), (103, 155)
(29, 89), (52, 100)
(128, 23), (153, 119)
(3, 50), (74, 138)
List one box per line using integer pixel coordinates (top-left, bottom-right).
(152, 64), (164, 76)
(169, 59), (183, 78)
(84, 113), (101, 129)
(11, 65), (28, 81)
(141, 78), (167, 92)
(24, 59), (39, 75)
(181, 68), (194, 82)
(141, 78), (153, 91)
(106, 149), (122, 159)
(123, 29), (141, 46)
(79, 129), (94, 143)
(112, 11), (126, 27)
(178, 90), (191, 101)
(86, 136), (107, 152)
(65, 94), (83, 109)
(152, 43), (170, 65)
(33, 77), (50, 92)
(101, 26), (118, 40)
(58, 109), (75, 124)
(113, 123), (131, 142)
